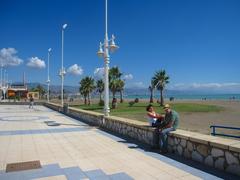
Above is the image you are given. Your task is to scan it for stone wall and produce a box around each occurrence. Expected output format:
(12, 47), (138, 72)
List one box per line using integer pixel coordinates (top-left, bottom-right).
(45, 103), (159, 148)
(168, 129), (240, 176)
(0, 102), (44, 105)
(44, 102), (240, 177)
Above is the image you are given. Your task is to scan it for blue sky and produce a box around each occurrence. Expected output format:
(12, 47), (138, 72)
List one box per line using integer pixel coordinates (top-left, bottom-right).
(0, 0), (240, 92)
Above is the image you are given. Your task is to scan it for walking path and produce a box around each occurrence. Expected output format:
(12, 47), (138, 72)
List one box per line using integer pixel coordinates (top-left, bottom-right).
(0, 105), (236, 179)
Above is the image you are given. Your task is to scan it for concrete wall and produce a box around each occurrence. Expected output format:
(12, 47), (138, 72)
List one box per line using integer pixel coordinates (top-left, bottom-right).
(44, 102), (240, 177)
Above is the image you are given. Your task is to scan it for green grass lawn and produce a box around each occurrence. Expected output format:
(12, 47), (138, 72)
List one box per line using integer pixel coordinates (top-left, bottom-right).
(71, 102), (224, 122)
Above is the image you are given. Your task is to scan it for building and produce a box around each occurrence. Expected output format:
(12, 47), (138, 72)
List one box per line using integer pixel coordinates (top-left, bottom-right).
(7, 83), (28, 99)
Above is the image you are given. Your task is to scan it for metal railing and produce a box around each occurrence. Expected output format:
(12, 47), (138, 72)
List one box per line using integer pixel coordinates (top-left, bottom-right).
(210, 125), (240, 139)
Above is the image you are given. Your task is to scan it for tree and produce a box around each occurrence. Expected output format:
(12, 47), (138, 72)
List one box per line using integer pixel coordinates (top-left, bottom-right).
(117, 79), (125, 103)
(33, 84), (46, 99)
(79, 87), (87, 105)
(148, 80), (155, 103)
(79, 76), (95, 105)
(109, 66), (122, 82)
(109, 66), (124, 107)
(152, 70), (169, 106)
(96, 79), (104, 103)
(109, 79), (118, 99)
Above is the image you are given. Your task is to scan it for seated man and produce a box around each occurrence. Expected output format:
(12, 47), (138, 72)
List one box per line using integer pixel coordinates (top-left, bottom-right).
(146, 104), (164, 128)
(159, 104), (179, 153)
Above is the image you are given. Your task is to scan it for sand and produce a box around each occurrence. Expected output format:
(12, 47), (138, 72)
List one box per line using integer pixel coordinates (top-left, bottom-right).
(172, 100), (240, 136)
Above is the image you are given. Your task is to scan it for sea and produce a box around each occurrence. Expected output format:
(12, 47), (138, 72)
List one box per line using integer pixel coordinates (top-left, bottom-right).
(122, 94), (240, 100)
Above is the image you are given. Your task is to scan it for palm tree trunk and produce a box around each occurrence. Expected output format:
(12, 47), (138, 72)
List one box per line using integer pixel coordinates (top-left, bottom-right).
(160, 89), (164, 106)
(99, 93), (102, 102)
(112, 92), (117, 109)
(84, 95), (87, 105)
(87, 93), (90, 105)
(120, 90), (123, 103)
(150, 89), (153, 103)
(112, 91), (116, 105)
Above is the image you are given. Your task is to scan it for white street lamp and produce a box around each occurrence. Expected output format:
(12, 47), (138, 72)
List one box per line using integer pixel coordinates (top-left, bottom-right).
(2, 69), (6, 100)
(47, 48), (51, 103)
(0, 64), (3, 88)
(97, 0), (119, 116)
(59, 24), (67, 106)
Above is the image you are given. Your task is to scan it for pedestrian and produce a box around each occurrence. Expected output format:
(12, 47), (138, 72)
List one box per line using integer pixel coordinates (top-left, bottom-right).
(29, 95), (34, 109)
(159, 104), (179, 153)
(146, 104), (164, 128)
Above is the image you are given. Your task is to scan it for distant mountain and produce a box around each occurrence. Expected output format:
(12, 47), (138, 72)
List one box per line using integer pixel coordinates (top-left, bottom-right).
(26, 83), (79, 94)
(24, 83), (239, 96)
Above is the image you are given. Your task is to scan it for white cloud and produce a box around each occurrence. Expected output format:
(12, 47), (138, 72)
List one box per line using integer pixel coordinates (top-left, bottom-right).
(0, 48), (23, 66)
(94, 67), (104, 79)
(27, 57), (45, 69)
(123, 74), (133, 80)
(67, 64), (83, 75)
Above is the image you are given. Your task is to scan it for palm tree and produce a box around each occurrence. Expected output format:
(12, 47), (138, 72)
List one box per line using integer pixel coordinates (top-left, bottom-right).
(33, 85), (46, 99)
(109, 66), (122, 82)
(117, 79), (125, 103)
(96, 79), (104, 103)
(152, 70), (170, 106)
(148, 80), (155, 103)
(79, 87), (88, 105)
(109, 66), (123, 103)
(79, 76), (95, 105)
(109, 79), (118, 99)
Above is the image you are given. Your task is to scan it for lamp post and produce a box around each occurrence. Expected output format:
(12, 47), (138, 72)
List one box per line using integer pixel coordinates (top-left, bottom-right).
(1, 69), (7, 100)
(59, 24), (67, 106)
(0, 64), (3, 88)
(47, 48), (51, 103)
(97, 0), (119, 116)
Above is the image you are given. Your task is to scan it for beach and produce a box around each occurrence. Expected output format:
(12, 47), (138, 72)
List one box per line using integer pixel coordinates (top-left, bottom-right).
(169, 100), (240, 136)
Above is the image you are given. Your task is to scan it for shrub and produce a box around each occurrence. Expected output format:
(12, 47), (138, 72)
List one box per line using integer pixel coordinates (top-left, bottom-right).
(134, 98), (139, 103)
(129, 101), (135, 107)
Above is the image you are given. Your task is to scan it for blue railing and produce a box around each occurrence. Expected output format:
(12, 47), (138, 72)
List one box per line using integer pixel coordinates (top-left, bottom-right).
(210, 125), (240, 139)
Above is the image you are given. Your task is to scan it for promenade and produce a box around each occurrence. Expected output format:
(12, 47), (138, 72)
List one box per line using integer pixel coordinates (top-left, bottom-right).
(0, 105), (234, 179)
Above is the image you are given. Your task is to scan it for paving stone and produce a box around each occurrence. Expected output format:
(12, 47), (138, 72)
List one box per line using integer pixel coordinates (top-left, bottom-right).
(109, 172), (134, 180)
(63, 166), (86, 179)
(85, 169), (107, 179)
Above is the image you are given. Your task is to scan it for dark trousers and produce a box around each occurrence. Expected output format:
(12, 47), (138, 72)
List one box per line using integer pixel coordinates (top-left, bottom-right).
(152, 119), (165, 129)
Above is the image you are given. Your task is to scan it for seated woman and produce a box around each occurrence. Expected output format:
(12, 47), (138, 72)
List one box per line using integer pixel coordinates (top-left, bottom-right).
(146, 104), (164, 128)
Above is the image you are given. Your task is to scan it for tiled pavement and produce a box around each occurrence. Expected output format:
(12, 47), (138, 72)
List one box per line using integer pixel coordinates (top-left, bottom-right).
(0, 105), (236, 179)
